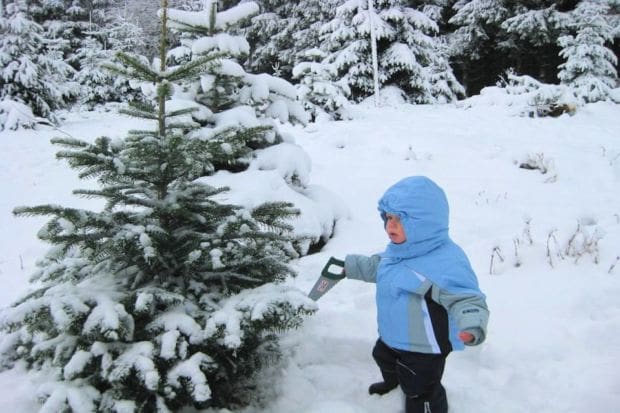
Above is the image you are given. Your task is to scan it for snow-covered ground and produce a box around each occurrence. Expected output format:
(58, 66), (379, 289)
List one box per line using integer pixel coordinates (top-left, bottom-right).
(1, 95), (619, 412)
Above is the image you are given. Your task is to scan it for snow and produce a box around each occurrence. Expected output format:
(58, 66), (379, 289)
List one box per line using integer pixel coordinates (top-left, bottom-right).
(200, 168), (347, 246)
(166, 352), (213, 402)
(148, 312), (204, 345)
(192, 33), (250, 56)
(0, 99), (38, 131)
(167, 2), (260, 32)
(1, 99), (620, 412)
(82, 295), (133, 340)
(212, 105), (260, 129)
(250, 142), (312, 186)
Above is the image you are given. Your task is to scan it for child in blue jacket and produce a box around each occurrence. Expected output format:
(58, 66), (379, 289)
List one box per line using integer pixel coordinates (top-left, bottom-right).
(343, 176), (489, 413)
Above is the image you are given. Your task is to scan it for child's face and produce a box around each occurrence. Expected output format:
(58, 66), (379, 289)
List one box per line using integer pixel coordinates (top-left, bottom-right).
(385, 213), (406, 244)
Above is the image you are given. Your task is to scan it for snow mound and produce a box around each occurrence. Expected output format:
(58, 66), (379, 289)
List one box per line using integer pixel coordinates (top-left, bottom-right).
(198, 168), (348, 253)
(0, 99), (39, 131)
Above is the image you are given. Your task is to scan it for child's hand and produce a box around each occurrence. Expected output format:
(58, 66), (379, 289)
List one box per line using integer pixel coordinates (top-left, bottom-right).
(458, 331), (474, 343)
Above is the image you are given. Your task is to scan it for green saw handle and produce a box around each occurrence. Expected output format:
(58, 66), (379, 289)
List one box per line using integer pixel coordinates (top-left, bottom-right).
(321, 257), (345, 280)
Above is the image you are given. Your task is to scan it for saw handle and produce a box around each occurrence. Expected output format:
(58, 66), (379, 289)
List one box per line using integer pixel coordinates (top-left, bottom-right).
(321, 257), (345, 280)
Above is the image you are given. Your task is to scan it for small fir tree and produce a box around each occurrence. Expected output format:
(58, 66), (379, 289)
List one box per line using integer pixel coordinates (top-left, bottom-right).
(25, 0), (128, 107)
(0, 1), (77, 119)
(165, 1), (340, 253)
(73, 34), (122, 107)
(293, 48), (352, 121)
(0, 1), (316, 411)
(558, 0), (618, 103)
(73, 17), (145, 108)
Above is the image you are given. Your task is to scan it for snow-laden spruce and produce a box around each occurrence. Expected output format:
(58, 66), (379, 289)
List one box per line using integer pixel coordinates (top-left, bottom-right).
(161, 0), (343, 249)
(320, 0), (464, 103)
(558, 0), (618, 103)
(0, 2), (324, 411)
(241, 0), (339, 81)
(448, 0), (618, 97)
(166, 1), (308, 126)
(0, 3), (77, 125)
(72, 12), (145, 109)
(293, 48), (353, 122)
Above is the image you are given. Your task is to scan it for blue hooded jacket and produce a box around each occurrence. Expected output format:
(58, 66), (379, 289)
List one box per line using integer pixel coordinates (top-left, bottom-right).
(361, 176), (488, 353)
(378, 176), (483, 294)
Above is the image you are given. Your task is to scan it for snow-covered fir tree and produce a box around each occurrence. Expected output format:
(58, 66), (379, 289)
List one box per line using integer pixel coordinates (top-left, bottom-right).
(22, 0), (139, 108)
(448, 0), (511, 94)
(289, 0), (339, 68)
(164, 1), (343, 253)
(73, 34), (134, 107)
(321, 0), (463, 103)
(0, 1), (77, 120)
(166, 1), (308, 125)
(500, 2), (565, 83)
(243, 0), (339, 81)
(287, 0), (349, 119)
(558, 0), (618, 103)
(73, 12), (147, 108)
(0, 1), (317, 411)
(243, 0), (298, 79)
(293, 47), (353, 121)
(27, 0), (98, 68)
(608, 0), (620, 42)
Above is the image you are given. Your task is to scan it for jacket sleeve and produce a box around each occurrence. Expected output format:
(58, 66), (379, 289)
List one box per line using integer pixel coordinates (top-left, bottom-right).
(433, 287), (490, 346)
(344, 254), (381, 283)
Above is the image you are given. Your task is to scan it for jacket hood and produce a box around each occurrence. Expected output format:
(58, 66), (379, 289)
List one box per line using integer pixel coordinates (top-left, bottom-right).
(378, 176), (449, 258)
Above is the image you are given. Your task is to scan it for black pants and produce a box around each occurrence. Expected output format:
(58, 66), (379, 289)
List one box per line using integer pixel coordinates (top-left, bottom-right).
(372, 338), (448, 413)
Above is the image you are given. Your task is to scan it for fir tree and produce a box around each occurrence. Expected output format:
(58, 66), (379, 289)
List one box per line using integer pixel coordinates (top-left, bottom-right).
(25, 0), (127, 107)
(500, 3), (565, 83)
(163, 1), (344, 254)
(293, 47), (352, 121)
(0, 1), (316, 411)
(0, 1), (77, 119)
(448, 0), (511, 95)
(558, 0), (618, 103)
(321, 0), (462, 103)
(73, 13), (146, 108)
(289, 0), (348, 120)
(73, 35), (123, 107)
(243, 0), (339, 81)
(289, 0), (339, 67)
(243, 0), (298, 79)
(165, 0), (309, 151)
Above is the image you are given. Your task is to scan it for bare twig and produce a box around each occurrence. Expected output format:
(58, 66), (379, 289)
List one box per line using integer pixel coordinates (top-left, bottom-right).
(523, 217), (533, 245)
(609, 256), (619, 274)
(513, 238), (522, 267)
(565, 222), (603, 264)
(546, 229), (563, 268)
(490, 246), (505, 274)
(565, 222), (581, 257)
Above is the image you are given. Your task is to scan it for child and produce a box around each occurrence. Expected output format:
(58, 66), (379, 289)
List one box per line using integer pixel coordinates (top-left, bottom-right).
(342, 176), (489, 413)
